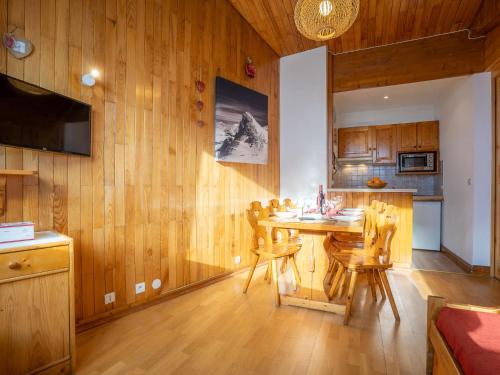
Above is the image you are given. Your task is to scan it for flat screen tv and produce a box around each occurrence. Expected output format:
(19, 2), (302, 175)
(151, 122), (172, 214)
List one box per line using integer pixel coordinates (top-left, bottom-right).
(0, 73), (91, 156)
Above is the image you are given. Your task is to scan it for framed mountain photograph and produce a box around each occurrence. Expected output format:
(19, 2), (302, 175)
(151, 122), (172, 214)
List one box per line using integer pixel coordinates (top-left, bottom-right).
(214, 77), (268, 164)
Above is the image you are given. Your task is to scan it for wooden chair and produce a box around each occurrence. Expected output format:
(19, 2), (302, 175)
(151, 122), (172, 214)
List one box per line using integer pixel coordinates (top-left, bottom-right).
(325, 201), (380, 289)
(329, 207), (400, 325)
(329, 200), (379, 248)
(243, 201), (302, 306)
(268, 198), (301, 273)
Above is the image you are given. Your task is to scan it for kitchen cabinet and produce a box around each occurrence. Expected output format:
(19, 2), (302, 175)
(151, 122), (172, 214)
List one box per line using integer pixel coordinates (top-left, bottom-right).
(371, 125), (397, 164)
(338, 127), (372, 159)
(397, 121), (439, 151)
(338, 125), (396, 164)
(338, 121), (439, 164)
(417, 121), (439, 150)
(397, 123), (418, 151)
(0, 232), (75, 375)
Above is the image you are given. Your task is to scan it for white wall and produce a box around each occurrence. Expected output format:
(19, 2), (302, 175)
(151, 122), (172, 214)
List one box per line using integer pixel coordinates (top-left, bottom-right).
(437, 73), (492, 266)
(280, 46), (328, 199)
(336, 104), (436, 128)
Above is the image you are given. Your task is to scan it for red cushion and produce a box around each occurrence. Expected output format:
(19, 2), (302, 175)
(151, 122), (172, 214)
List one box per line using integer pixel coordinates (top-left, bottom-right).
(436, 307), (500, 375)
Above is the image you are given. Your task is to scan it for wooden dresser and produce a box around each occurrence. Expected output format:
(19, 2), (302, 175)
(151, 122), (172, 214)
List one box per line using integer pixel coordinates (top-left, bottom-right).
(0, 232), (75, 375)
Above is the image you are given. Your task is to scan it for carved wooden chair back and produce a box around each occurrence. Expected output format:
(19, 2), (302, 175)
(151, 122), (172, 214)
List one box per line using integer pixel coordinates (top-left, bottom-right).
(247, 201), (271, 248)
(283, 198), (297, 209)
(362, 200), (382, 250)
(371, 206), (399, 263)
(268, 199), (281, 215)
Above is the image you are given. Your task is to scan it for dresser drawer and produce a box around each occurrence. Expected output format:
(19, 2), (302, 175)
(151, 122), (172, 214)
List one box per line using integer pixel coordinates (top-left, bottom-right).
(0, 246), (69, 281)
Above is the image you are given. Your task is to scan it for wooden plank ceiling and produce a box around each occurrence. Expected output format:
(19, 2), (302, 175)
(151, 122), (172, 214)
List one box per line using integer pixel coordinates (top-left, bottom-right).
(229, 0), (487, 56)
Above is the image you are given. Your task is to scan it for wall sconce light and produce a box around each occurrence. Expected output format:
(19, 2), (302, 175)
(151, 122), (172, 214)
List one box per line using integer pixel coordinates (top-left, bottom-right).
(82, 69), (100, 87)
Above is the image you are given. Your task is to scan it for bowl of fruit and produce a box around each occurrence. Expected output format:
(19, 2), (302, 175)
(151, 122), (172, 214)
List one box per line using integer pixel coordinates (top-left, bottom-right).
(367, 177), (387, 189)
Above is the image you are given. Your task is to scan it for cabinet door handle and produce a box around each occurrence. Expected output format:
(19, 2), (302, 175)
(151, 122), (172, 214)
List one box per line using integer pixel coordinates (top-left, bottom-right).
(8, 261), (21, 270)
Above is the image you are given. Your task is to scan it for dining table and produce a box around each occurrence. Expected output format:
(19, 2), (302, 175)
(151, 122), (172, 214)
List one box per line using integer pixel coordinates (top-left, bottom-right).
(257, 215), (364, 314)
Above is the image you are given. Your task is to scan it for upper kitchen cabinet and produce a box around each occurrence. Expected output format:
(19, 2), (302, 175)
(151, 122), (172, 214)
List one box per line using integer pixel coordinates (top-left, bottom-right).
(397, 123), (418, 151)
(338, 127), (372, 159)
(397, 121), (439, 151)
(371, 125), (397, 164)
(338, 125), (397, 164)
(417, 121), (439, 151)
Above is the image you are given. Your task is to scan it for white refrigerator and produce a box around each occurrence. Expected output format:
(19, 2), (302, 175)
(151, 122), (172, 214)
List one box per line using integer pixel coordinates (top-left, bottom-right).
(413, 201), (442, 251)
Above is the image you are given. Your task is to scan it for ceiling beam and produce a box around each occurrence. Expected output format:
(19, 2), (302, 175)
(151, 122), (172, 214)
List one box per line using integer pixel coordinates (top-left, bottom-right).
(332, 31), (485, 93)
(470, 0), (500, 37)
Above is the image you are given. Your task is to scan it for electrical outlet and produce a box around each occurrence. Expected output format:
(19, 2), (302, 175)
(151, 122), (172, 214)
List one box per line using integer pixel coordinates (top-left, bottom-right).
(234, 256), (241, 264)
(104, 292), (115, 305)
(135, 282), (146, 294)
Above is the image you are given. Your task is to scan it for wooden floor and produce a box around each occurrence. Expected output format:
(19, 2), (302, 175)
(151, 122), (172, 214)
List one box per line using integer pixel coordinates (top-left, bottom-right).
(76, 266), (500, 375)
(411, 249), (466, 274)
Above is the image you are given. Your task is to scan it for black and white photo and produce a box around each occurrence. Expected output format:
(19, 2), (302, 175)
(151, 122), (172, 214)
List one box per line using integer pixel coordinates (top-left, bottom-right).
(215, 77), (268, 164)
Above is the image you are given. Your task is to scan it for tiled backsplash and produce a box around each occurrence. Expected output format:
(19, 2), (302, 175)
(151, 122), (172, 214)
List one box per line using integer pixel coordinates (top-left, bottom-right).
(332, 164), (442, 196)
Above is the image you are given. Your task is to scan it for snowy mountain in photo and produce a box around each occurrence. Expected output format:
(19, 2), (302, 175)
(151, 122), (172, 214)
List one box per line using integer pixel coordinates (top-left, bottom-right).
(215, 111), (268, 164)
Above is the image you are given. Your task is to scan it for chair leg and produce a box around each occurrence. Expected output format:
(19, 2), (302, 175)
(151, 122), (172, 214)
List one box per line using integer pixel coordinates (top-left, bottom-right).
(243, 254), (260, 293)
(379, 270), (400, 321)
(271, 259), (281, 307)
(328, 264), (344, 298)
(367, 270), (377, 301)
(374, 269), (386, 299)
(344, 270), (359, 325)
(280, 256), (288, 273)
(267, 260), (272, 284)
(327, 260), (339, 285)
(289, 255), (301, 286)
(264, 264), (270, 281)
(338, 270), (347, 298)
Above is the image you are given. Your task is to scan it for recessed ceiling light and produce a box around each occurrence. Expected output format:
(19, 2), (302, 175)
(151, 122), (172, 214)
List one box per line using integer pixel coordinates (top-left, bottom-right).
(383, 95), (389, 99)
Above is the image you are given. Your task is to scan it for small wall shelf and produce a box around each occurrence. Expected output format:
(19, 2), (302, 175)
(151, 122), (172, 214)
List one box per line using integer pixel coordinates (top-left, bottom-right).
(0, 169), (38, 176)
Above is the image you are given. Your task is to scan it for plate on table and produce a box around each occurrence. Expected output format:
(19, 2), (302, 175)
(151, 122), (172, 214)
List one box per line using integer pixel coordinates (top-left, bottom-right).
(341, 208), (365, 213)
(298, 214), (323, 220)
(275, 211), (297, 219)
(331, 215), (363, 222)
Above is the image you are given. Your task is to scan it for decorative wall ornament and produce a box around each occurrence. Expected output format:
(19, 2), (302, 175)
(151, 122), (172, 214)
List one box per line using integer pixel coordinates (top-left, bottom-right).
(294, 0), (359, 41)
(195, 80), (205, 93)
(245, 57), (256, 78)
(215, 76), (268, 164)
(195, 73), (205, 128)
(2, 32), (33, 59)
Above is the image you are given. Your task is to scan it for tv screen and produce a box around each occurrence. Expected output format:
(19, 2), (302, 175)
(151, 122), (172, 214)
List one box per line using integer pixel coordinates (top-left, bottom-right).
(0, 73), (91, 156)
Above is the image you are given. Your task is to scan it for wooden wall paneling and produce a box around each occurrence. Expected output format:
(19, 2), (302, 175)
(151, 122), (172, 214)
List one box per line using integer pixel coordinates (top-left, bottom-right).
(2, 0), (280, 325)
(486, 25), (500, 75)
(332, 31), (485, 92)
(229, 0), (485, 56)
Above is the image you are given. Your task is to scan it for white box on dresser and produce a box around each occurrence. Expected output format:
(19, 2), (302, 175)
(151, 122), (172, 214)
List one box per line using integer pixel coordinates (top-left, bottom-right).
(0, 222), (35, 243)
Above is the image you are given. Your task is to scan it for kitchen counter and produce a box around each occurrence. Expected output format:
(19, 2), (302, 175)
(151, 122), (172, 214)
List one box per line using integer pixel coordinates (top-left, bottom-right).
(328, 188), (418, 193)
(413, 195), (444, 202)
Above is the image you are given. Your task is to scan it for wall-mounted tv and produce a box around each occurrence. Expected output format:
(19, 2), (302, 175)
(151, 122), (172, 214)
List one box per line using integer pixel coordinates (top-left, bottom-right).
(0, 73), (91, 156)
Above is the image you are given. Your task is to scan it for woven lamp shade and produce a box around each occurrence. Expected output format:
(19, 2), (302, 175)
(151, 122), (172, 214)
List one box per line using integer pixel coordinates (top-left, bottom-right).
(294, 0), (360, 41)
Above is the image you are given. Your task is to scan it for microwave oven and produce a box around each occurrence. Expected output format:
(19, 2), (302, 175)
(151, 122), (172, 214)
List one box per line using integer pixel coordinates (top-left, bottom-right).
(398, 152), (437, 173)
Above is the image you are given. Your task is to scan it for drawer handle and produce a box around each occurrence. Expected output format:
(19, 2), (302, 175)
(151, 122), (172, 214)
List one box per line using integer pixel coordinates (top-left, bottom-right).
(8, 261), (22, 270)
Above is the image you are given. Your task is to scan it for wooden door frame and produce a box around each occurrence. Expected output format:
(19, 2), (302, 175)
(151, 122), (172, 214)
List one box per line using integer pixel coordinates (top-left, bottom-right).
(493, 73), (500, 279)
